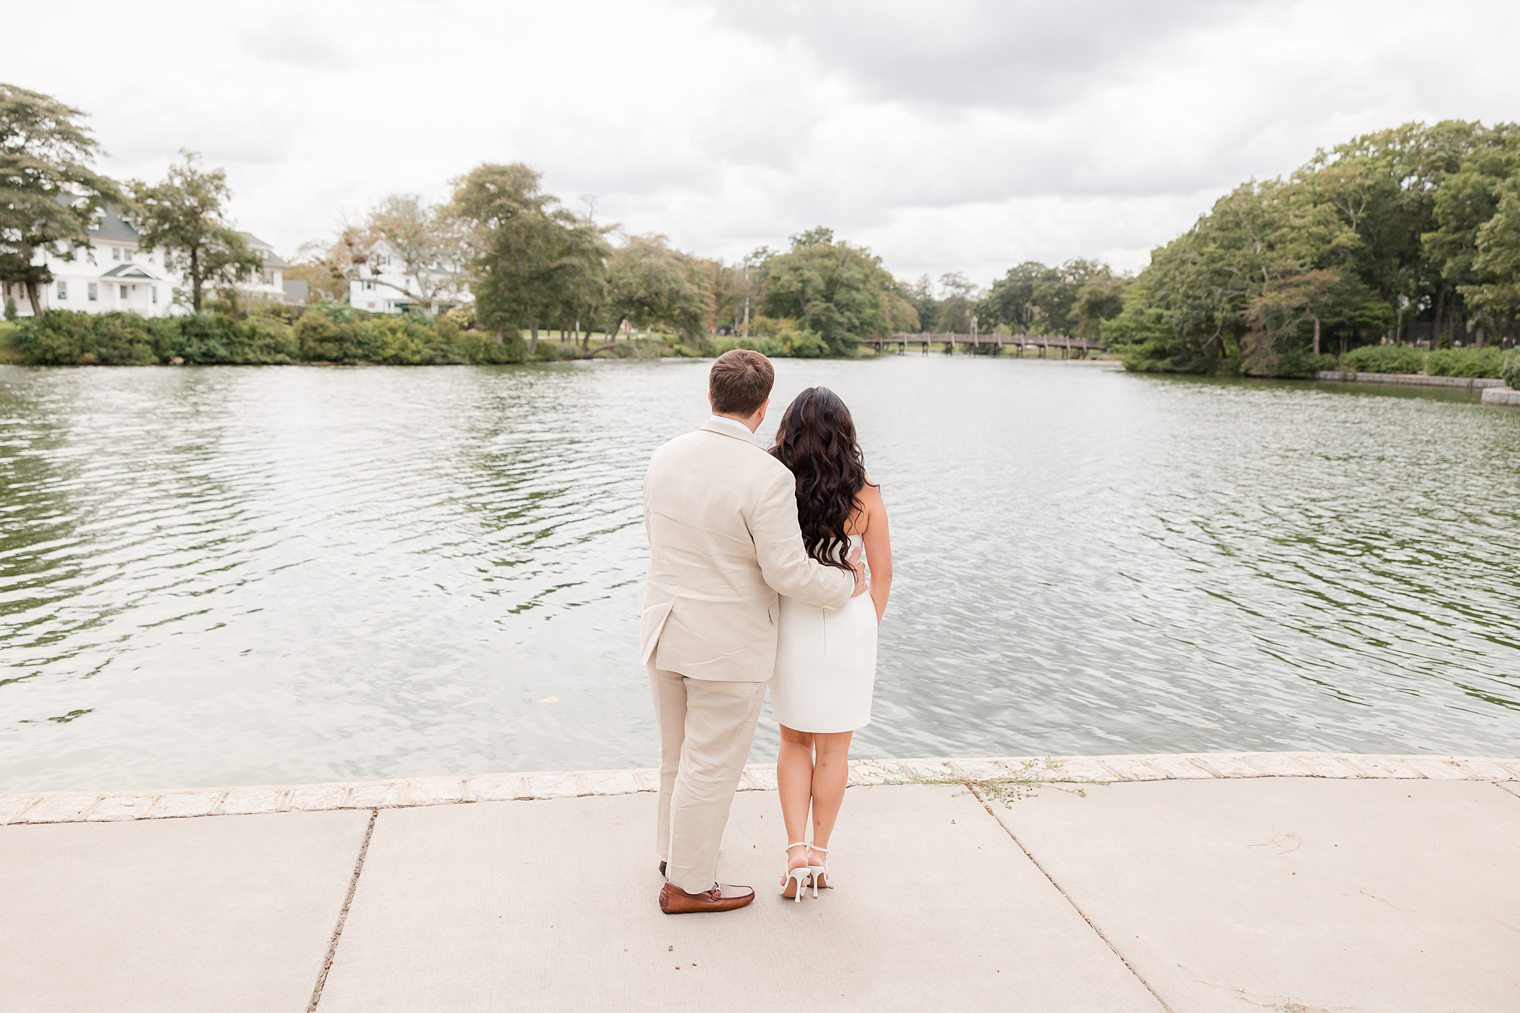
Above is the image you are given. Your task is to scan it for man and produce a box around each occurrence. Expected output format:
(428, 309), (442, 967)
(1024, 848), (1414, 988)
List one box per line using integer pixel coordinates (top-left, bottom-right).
(641, 349), (864, 914)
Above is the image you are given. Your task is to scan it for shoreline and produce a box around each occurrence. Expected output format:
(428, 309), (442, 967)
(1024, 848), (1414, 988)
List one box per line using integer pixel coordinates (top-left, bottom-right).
(5, 750), (1518, 826)
(1314, 368), (1505, 389)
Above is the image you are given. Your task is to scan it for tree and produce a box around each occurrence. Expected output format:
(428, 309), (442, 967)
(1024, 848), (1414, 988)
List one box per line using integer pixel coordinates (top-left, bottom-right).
(606, 235), (706, 342)
(450, 162), (573, 352)
(0, 83), (119, 315)
(759, 227), (904, 354)
(285, 242), (350, 303)
(336, 194), (470, 315)
(698, 257), (750, 334)
(130, 151), (260, 313)
(1073, 274), (1128, 339)
(903, 274), (939, 332)
(545, 215), (611, 348)
(1427, 125), (1520, 345)
(980, 261), (1045, 333)
(936, 271), (976, 332)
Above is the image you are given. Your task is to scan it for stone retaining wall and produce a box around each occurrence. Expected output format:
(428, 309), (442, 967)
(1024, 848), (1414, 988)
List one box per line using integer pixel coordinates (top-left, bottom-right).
(3, 752), (1517, 826)
(1315, 370), (1504, 389)
(1481, 386), (1520, 406)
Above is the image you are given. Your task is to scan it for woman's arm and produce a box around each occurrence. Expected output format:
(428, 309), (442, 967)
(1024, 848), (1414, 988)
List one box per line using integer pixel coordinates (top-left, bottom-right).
(858, 484), (892, 624)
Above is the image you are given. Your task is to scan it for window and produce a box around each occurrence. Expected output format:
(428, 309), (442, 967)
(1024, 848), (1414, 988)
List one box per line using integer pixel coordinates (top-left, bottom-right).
(88, 282), (98, 302)
(262, 269), (274, 286)
(152, 287), (158, 305)
(112, 247), (121, 261)
(363, 280), (375, 291)
(57, 280), (68, 300)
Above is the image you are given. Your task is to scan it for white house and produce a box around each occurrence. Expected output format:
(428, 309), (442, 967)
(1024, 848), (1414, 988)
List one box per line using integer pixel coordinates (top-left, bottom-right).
(3, 202), (298, 318)
(3, 205), (176, 317)
(349, 239), (471, 315)
(235, 231), (290, 305)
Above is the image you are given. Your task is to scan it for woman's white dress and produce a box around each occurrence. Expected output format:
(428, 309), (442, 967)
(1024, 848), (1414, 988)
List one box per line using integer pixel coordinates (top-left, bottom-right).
(771, 535), (878, 733)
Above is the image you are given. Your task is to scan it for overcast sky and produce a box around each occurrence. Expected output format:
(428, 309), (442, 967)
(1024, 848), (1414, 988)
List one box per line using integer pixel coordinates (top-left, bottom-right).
(8, 0), (1517, 286)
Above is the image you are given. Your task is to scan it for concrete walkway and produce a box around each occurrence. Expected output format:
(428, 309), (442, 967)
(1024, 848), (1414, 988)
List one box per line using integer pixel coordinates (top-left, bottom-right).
(2, 753), (1518, 1012)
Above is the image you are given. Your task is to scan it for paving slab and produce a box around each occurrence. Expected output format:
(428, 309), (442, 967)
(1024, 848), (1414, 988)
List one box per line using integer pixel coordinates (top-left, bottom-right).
(317, 784), (1162, 1012)
(986, 778), (1520, 1013)
(0, 809), (369, 1013)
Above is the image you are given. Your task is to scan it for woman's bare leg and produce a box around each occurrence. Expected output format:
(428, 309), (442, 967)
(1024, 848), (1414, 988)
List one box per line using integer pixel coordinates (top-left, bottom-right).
(808, 731), (853, 871)
(776, 725), (815, 884)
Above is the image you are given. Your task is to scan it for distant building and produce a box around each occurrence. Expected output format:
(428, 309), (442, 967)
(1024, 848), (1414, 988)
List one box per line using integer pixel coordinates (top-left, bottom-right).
(282, 278), (310, 305)
(3, 205), (175, 317)
(348, 239), (471, 314)
(234, 232), (293, 306)
(2, 201), (299, 318)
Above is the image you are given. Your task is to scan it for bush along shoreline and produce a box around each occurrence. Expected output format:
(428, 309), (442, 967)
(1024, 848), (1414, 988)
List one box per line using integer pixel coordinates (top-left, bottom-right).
(1329, 344), (1519, 383)
(1, 307), (676, 367)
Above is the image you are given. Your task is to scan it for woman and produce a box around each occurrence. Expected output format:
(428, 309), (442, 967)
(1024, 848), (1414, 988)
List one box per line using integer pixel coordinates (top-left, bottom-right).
(769, 386), (893, 902)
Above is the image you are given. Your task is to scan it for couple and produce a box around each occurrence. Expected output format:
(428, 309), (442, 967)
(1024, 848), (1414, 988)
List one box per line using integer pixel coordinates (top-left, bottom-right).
(640, 349), (893, 914)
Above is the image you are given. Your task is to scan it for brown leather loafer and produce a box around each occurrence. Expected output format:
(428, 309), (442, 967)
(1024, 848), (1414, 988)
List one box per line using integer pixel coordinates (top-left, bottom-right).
(658, 861), (666, 876)
(659, 881), (755, 914)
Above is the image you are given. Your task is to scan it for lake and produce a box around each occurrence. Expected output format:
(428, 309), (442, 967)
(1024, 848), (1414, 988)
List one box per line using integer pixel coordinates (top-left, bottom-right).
(1, 357), (1517, 792)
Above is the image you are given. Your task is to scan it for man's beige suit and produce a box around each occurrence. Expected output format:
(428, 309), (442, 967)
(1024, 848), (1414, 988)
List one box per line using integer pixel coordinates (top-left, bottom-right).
(642, 418), (853, 893)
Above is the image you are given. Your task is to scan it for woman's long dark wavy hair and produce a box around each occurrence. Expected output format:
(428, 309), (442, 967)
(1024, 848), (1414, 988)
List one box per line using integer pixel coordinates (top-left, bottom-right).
(770, 387), (873, 571)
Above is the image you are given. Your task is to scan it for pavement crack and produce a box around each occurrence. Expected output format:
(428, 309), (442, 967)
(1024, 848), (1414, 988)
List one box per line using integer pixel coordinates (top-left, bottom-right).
(964, 781), (1175, 1013)
(307, 807), (379, 1012)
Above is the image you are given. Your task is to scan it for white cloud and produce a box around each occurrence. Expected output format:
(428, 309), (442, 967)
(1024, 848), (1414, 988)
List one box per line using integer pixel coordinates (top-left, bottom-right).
(5, 0), (1516, 286)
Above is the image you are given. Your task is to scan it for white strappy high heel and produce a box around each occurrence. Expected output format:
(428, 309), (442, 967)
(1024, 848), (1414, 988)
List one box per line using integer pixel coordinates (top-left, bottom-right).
(808, 844), (831, 891)
(780, 842), (811, 902)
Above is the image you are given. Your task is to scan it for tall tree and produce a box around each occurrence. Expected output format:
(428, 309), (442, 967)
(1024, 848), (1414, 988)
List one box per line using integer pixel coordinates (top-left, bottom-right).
(450, 162), (569, 351)
(130, 151), (260, 313)
(0, 83), (119, 315)
(979, 261), (1046, 334)
(760, 227), (906, 354)
(607, 235), (707, 341)
(937, 271), (976, 332)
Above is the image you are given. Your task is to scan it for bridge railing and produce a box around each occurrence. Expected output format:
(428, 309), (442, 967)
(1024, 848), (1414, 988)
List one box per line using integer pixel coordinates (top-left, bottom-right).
(861, 333), (1101, 349)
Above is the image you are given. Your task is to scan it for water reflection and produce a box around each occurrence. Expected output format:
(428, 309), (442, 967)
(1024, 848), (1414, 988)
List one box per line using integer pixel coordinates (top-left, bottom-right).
(1, 359), (1516, 792)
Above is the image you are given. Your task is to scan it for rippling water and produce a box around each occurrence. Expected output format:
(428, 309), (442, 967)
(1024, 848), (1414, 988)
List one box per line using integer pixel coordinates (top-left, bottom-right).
(1, 359), (1517, 792)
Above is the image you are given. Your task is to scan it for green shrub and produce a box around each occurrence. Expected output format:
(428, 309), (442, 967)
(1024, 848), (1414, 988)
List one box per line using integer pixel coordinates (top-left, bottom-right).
(443, 304), (476, 331)
(1426, 346), (1506, 378)
(296, 305), (365, 362)
(777, 322), (828, 358)
(361, 316), (433, 364)
(241, 316), (299, 363)
(171, 313), (244, 364)
(1338, 344), (1427, 375)
(87, 312), (157, 365)
(0, 321), (22, 363)
(1502, 352), (1520, 389)
(710, 335), (783, 357)
(13, 310), (94, 365)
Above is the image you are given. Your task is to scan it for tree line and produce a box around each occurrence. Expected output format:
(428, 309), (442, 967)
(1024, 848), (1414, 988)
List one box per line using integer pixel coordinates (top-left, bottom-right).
(3, 81), (1137, 363)
(1106, 120), (1520, 376)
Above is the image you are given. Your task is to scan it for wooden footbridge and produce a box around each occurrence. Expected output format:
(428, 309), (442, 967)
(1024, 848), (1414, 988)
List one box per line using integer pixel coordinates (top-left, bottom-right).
(862, 333), (1102, 357)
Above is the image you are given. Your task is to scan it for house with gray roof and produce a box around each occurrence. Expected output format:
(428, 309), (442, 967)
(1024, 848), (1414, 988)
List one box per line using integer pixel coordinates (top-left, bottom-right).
(2, 201), (300, 318)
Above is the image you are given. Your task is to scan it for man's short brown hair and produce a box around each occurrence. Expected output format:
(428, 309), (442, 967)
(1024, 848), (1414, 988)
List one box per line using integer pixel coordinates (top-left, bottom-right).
(709, 349), (775, 416)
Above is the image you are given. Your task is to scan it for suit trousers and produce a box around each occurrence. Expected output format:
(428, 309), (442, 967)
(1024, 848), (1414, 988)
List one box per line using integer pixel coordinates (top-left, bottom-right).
(648, 666), (767, 894)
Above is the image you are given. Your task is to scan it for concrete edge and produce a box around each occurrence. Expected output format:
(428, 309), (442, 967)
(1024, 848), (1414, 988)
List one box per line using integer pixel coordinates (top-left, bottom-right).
(1480, 386), (1520, 406)
(3, 752), (1518, 826)
(1314, 370), (1505, 389)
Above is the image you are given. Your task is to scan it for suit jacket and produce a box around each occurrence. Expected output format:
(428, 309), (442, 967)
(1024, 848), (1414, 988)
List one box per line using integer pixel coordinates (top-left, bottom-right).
(640, 418), (854, 682)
